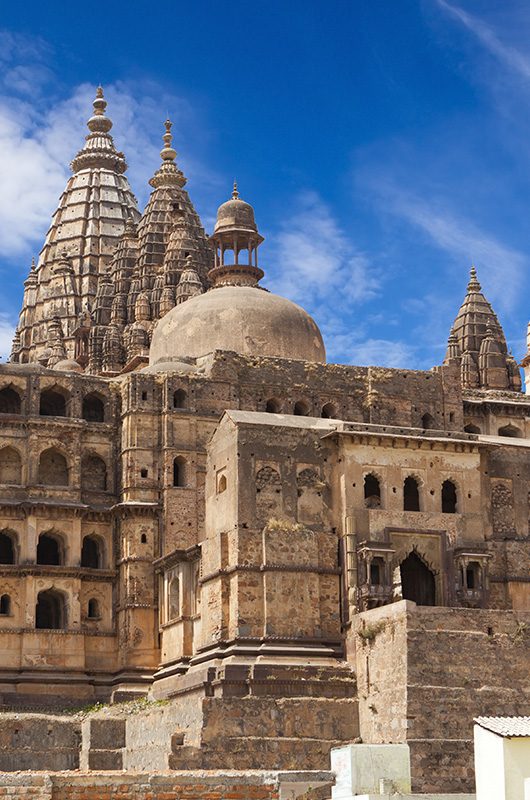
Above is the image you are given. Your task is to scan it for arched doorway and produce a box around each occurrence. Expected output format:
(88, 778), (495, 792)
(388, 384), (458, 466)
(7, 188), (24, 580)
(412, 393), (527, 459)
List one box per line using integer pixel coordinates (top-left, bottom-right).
(400, 551), (436, 606)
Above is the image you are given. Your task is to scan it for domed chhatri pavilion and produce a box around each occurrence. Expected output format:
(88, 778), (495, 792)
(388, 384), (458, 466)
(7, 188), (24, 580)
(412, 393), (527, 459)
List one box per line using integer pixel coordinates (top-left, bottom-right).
(1, 88), (530, 793)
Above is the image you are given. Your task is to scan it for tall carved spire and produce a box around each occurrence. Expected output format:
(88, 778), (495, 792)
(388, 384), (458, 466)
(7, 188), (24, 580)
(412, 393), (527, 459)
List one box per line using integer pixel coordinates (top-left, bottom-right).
(444, 266), (520, 392)
(12, 86), (140, 368)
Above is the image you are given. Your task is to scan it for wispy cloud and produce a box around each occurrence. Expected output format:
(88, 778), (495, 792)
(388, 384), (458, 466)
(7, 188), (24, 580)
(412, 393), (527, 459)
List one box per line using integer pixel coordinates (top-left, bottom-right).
(374, 184), (526, 313)
(265, 190), (379, 307)
(0, 31), (220, 262)
(0, 314), (16, 362)
(436, 0), (530, 81)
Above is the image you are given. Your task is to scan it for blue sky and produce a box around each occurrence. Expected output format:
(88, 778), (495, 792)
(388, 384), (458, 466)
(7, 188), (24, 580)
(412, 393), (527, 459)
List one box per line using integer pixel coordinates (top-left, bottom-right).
(1, 0), (530, 368)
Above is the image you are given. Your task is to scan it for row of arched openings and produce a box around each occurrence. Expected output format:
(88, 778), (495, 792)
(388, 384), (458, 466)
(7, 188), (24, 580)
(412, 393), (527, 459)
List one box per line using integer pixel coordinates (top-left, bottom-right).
(0, 590), (101, 628)
(265, 398), (337, 418)
(465, 422), (523, 438)
(364, 474), (458, 513)
(0, 531), (104, 568)
(0, 386), (106, 422)
(0, 446), (108, 489)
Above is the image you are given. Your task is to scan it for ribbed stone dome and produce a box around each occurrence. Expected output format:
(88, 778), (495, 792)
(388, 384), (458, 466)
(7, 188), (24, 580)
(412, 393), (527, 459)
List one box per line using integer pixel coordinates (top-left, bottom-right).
(149, 286), (326, 365)
(213, 183), (258, 234)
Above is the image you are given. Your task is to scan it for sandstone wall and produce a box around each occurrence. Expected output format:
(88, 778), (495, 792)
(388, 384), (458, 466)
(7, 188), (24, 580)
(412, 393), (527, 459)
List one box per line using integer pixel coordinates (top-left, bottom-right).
(353, 601), (530, 793)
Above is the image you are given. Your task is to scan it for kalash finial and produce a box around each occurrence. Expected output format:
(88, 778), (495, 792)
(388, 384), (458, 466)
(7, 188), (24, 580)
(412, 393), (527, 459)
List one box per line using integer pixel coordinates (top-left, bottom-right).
(467, 265), (481, 293)
(87, 85), (112, 133)
(161, 119), (177, 162)
(232, 180), (240, 200)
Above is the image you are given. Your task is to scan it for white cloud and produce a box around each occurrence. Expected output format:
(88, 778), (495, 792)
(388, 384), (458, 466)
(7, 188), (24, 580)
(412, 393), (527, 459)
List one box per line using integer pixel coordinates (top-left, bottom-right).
(0, 314), (16, 362)
(324, 329), (415, 368)
(436, 1), (530, 81)
(378, 187), (526, 313)
(0, 32), (221, 261)
(265, 190), (379, 308)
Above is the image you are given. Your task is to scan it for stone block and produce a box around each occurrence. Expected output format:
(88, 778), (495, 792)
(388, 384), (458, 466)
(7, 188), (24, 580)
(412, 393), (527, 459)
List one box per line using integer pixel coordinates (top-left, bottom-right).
(331, 743), (411, 798)
(87, 748), (123, 770)
(88, 718), (126, 749)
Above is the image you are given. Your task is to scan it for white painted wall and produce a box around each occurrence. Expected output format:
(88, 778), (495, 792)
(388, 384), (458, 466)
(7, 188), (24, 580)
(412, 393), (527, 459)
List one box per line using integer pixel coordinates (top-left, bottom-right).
(474, 725), (530, 800)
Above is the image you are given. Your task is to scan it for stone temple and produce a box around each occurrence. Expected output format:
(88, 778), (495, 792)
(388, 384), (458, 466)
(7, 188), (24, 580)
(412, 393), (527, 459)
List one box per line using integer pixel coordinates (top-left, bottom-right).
(0, 87), (529, 794)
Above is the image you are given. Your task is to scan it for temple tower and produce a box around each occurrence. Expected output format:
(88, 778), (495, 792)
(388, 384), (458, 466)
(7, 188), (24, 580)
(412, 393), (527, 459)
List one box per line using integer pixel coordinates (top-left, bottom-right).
(11, 87), (140, 367)
(444, 266), (521, 392)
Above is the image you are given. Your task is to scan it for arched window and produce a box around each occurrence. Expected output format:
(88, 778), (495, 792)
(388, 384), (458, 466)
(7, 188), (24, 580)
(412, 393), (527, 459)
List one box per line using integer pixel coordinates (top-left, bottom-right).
(369, 557), (385, 586)
(321, 403), (337, 419)
(293, 400), (310, 417)
(81, 454), (107, 492)
(35, 589), (66, 630)
(421, 413), (434, 429)
(38, 448), (68, 486)
(168, 574), (180, 620)
(0, 447), (22, 485)
(265, 398), (282, 413)
(0, 387), (21, 415)
(364, 474), (381, 509)
(441, 480), (457, 513)
(0, 595), (10, 615)
(82, 394), (105, 423)
(39, 388), (68, 417)
(87, 598), (100, 619)
(173, 457), (186, 487)
(173, 389), (187, 409)
(403, 476), (420, 512)
(217, 473), (227, 494)
(464, 423), (481, 434)
(37, 532), (63, 566)
(81, 536), (102, 569)
(0, 531), (16, 565)
(498, 424), (522, 438)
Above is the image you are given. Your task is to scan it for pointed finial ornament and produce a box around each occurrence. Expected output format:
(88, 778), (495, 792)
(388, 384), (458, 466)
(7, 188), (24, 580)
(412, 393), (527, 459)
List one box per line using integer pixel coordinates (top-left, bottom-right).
(232, 180), (239, 200)
(467, 265), (481, 292)
(161, 119), (177, 162)
(149, 119), (186, 188)
(87, 85), (112, 134)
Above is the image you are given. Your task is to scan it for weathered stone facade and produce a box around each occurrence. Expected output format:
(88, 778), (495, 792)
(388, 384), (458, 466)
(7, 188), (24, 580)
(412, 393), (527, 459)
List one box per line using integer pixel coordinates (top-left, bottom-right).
(1, 87), (530, 791)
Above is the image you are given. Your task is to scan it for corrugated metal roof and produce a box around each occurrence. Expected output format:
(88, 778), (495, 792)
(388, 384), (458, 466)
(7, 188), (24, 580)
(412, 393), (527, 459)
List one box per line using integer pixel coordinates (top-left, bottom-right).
(475, 716), (530, 737)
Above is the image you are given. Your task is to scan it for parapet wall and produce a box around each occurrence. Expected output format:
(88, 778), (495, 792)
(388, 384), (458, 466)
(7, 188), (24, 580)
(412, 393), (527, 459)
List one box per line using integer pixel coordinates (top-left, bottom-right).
(0, 770), (330, 800)
(352, 601), (530, 793)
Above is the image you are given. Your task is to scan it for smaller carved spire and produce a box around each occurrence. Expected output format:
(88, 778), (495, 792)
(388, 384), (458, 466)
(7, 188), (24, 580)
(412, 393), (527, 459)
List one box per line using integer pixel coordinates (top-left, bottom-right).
(53, 247), (74, 274)
(176, 254), (203, 305)
(46, 316), (67, 368)
(444, 328), (460, 363)
(467, 265), (481, 293)
(123, 215), (138, 238)
(24, 257), (38, 286)
(232, 180), (239, 200)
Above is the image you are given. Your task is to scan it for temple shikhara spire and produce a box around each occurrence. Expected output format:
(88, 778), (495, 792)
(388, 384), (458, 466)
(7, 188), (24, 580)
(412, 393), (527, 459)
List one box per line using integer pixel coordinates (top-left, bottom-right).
(11, 87), (140, 366)
(1, 86), (530, 796)
(443, 265), (521, 391)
